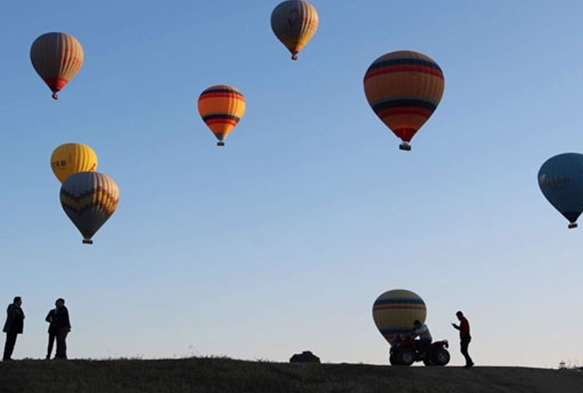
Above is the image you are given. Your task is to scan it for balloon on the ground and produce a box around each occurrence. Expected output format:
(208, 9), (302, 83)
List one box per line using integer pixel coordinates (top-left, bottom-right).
(50, 143), (98, 183)
(538, 152), (583, 229)
(363, 50), (444, 151)
(270, 0), (318, 60)
(197, 85), (246, 146)
(372, 289), (427, 346)
(60, 172), (119, 244)
(30, 32), (84, 100)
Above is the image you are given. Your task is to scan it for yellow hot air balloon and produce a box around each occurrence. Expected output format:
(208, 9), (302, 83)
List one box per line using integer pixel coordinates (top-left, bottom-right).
(50, 143), (98, 183)
(60, 172), (120, 245)
(197, 85), (246, 146)
(372, 289), (427, 346)
(271, 0), (319, 60)
(30, 32), (84, 100)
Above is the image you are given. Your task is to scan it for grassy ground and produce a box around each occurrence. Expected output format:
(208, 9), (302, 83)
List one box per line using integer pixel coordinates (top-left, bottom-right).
(1, 357), (582, 393)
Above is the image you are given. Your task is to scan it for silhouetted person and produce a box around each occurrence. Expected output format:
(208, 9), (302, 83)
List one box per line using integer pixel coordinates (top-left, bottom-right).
(3, 296), (25, 361)
(53, 298), (71, 359)
(45, 301), (59, 359)
(452, 310), (474, 368)
(412, 319), (432, 353)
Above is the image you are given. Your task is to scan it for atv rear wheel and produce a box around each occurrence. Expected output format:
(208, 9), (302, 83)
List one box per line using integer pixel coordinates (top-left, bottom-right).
(389, 353), (399, 366)
(432, 348), (450, 366)
(397, 348), (415, 366)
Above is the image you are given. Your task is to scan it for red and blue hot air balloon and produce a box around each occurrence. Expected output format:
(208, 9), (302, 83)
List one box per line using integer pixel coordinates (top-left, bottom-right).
(363, 50), (445, 151)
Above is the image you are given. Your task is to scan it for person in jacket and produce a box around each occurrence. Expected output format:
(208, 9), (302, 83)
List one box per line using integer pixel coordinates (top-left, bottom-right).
(53, 298), (71, 360)
(3, 296), (25, 361)
(45, 301), (59, 360)
(452, 310), (474, 368)
(411, 319), (432, 353)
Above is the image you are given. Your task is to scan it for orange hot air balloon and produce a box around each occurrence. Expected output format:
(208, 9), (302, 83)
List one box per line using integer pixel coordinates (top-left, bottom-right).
(363, 50), (444, 151)
(30, 32), (84, 100)
(197, 85), (246, 146)
(271, 0), (319, 60)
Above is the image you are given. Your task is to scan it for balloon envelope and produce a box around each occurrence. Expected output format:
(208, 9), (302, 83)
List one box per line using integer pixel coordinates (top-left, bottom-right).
(197, 85), (246, 146)
(372, 289), (427, 346)
(538, 152), (583, 228)
(270, 0), (318, 60)
(60, 172), (119, 244)
(30, 32), (84, 99)
(363, 50), (444, 150)
(51, 143), (98, 183)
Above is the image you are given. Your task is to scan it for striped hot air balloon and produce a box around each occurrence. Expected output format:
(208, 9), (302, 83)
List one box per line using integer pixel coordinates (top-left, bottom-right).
(271, 0), (319, 60)
(50, 143), (98, 183)
(372, 289), (427, 346)
(363, 50), (444, 151)
(30, 32), (84, 100)
(60, 172), (119, 245)
(197, 85), (246, 146)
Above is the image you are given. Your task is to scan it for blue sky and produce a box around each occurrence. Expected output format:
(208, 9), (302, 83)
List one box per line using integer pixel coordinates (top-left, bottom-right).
(1, 0), (583, 368)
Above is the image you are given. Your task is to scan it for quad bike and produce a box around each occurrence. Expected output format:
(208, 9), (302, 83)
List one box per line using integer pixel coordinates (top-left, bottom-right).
(389, 334), (450, 366)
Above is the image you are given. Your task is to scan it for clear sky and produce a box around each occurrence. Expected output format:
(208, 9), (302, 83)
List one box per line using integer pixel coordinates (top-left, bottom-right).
(1, 0), (583, 368)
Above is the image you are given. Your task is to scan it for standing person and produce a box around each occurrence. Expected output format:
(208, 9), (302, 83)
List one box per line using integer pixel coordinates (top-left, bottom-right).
(452, 310), (474, 368)
(45, 302), (58, 359)
(3, 296), (25, 361)
(53, 298), (71, 360)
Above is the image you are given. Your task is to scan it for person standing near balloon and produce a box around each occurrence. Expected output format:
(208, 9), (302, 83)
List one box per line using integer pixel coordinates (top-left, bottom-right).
(53, 298), (71, 360)
(45, 301), (59, 359)
(451, 310), (474, 368)
(2, 296), (25, 361)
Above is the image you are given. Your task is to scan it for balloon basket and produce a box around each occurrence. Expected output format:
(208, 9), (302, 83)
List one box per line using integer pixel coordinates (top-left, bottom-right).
(568, 223), (578, 229)
(217, 141), (225, 147)
(82, 239), (94, 245)
(399, 142), (411, 151)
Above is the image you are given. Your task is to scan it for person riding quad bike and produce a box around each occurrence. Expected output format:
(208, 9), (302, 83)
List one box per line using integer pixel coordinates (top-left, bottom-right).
(411, 320), (432, 356)
(389, 321), (450, 366)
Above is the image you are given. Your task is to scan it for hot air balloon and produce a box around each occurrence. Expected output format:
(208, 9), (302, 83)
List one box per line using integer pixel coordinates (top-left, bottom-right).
(363, 50), (444, 151)
(372, 289), (427, 346)
(60, 172), (119, 244)
(197, 85), (246, 146)
(270, 0), (319, 60)
(30, 32), (84, 100)
(51, 143), (98, 183)
(538, 152), (583, 229)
